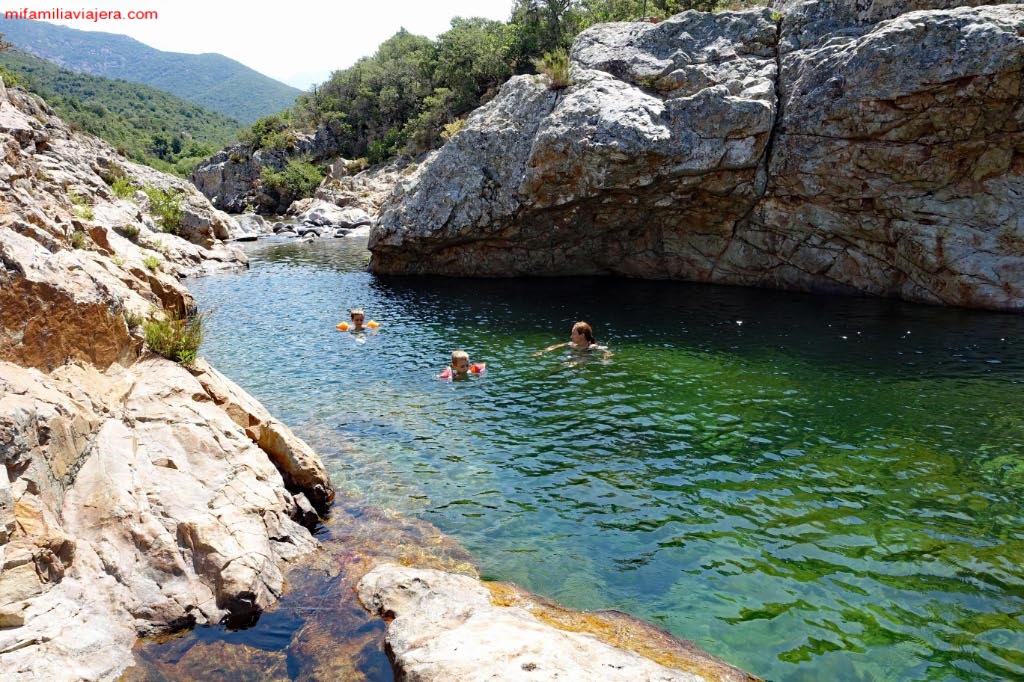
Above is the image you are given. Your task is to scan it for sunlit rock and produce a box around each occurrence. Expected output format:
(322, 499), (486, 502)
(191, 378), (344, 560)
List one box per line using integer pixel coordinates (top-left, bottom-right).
(358, 564), (761, 682)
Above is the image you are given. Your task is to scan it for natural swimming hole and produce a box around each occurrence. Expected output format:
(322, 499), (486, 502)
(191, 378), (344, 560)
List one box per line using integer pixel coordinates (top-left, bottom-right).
(148, 237), (1024, 681)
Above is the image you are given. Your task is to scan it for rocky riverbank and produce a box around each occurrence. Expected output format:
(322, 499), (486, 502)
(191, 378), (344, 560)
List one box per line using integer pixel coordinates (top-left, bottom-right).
(0, 76), (335, 679)
(370, 0), (1024, 312)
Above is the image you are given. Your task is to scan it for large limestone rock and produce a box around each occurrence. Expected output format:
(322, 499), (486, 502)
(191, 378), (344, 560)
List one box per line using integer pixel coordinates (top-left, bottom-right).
(0, 360), (321, 681)
(372, 8), (779, 280)
(190, 359), (334, 513)
(370, 2), (1024, 311)
(358, 564), (760, 682)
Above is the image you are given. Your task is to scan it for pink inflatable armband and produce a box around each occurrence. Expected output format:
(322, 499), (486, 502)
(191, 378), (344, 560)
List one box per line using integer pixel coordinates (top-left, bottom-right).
(469, 362), (486, 374)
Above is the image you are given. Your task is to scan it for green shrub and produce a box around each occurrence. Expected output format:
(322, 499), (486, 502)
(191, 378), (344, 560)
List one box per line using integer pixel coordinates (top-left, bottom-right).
(0, 66), (25, 88)
(260, 157), (325, 203)
(122, 309), (143, 328)
(142, 186), (183, 234)
(119, 223), (141, 242)
(346, 158), (370, 174)
(367, 127), (409, 165)
(111, 176), (138, 199)
(533, 49), (572, 90)
(70, 229), (88, 249)
(263, 129), (297, 151)
(239, 113), (292, 152)
(68, 190), (94, 220)
(99, 162), (128, 186)
(441, 118), (465, 141)
(142, 254), (161, 271)
(143, 308), (205, 365)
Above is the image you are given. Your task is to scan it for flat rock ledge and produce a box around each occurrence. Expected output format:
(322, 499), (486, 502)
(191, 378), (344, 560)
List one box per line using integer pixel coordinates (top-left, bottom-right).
(358, 564), (760, 682)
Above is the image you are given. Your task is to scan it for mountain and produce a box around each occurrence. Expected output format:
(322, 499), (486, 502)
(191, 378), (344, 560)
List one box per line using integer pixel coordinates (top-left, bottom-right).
(0, 48), (243, 174)
(0, 18), (302, 123)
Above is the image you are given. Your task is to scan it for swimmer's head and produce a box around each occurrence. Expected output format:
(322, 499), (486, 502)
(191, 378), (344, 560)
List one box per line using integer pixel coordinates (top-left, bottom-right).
(571, 321), (595, 345)
(451, 350), (471, 376)
(349, 308), (366, 328)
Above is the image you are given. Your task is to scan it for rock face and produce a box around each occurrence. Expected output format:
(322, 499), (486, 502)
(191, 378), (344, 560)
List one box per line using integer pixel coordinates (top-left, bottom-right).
(0, 79), (334, 681)
(358, 564), (760, 682)
(190, 124), (348, 215)
(370, 1), (1024, 312)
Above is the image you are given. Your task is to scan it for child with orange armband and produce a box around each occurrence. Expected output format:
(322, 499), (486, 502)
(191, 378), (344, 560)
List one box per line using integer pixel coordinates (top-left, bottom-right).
(438, 350), (486, 380)
(336, 308), (380, 332)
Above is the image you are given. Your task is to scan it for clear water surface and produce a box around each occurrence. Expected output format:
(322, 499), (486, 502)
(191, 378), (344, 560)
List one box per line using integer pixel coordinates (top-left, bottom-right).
(186, 238), (1024, 682)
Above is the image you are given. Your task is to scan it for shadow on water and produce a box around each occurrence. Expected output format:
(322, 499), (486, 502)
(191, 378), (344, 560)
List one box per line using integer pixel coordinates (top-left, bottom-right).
(369, 273), (1024, 379)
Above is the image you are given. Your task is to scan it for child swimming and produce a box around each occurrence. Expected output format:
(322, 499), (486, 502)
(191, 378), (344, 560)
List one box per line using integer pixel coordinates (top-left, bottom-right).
(438, 350), (486, 380)
(336, 308), (380, 332)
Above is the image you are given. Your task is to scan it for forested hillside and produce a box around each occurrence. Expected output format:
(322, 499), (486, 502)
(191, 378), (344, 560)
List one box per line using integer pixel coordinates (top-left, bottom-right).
(0, 17), (301, 123)
(241, 0), (766, 165)
(0, 48), (243, 175)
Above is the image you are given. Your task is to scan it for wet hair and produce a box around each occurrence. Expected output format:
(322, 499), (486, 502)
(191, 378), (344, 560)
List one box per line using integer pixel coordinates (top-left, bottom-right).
(572, 321), (595, 344)
(451, 350), (470, 364)
(349, 308), (365, 319)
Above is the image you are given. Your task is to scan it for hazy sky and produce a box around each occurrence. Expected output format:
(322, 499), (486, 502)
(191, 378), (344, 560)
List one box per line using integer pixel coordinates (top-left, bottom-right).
(0, 0), (517, 89)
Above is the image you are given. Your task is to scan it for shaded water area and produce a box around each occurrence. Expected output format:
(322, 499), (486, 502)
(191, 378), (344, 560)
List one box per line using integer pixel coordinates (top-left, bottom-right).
(137, 238), (1023, 681)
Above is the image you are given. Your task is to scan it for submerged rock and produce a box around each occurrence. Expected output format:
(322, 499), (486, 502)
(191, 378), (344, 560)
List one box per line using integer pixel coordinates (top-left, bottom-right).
(370, 2), (1024, 311)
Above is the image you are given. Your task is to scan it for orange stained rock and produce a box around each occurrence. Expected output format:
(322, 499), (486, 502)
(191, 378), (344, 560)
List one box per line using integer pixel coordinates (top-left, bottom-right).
(483, 581), (762, 682)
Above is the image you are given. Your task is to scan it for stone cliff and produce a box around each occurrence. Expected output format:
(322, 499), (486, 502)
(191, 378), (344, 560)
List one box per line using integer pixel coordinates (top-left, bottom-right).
(0, 78), (334, 680)
(370, 0), (1024, 312)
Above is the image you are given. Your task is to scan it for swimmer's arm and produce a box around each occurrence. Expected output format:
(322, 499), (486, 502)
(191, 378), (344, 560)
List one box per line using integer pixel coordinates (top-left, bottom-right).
(534, 342), (568, 356)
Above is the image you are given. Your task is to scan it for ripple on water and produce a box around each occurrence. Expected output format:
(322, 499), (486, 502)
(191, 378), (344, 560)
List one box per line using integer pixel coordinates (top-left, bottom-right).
(173, 239), (1024, 682)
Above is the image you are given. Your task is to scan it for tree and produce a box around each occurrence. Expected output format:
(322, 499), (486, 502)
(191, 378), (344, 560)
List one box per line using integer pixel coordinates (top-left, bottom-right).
(434, 17), (513, 114)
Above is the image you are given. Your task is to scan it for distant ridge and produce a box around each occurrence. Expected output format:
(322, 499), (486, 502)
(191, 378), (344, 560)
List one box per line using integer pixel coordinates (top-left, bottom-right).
(0, 18), (303, 123)
(0, 47), (243, 174)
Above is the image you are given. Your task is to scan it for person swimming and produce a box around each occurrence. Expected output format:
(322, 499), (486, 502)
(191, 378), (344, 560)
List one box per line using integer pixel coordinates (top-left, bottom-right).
(438, 350), (486, 380)
(336, 308), (380, 332)
(537, 321), (612, 357)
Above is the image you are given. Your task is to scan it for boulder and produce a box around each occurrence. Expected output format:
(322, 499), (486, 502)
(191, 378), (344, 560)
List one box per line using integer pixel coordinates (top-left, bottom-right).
(371, 9), (779, 279)
(294, 198), (373, 230)
(724, 2), (1024, 309)
(0, 79), (332, 681)
(369, 3), (1024, 311)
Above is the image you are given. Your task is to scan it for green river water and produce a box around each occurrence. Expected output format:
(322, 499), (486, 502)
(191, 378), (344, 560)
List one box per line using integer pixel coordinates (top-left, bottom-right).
(167, 238), (1023, 681)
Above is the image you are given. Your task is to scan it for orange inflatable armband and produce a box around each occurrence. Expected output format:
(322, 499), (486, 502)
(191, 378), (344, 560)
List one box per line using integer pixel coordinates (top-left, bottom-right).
(336, 322), (350, 331)
(469, 362), (486, 374)
(367, 320), (380, 329)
